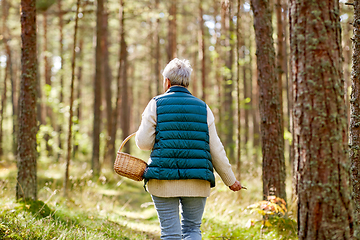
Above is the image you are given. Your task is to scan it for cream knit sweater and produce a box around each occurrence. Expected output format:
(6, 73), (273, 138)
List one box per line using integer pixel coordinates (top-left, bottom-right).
(135, 98), (237, 198)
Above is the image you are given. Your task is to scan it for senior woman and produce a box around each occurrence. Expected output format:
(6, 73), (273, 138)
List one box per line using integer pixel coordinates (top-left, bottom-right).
(135, 58), (243, 240)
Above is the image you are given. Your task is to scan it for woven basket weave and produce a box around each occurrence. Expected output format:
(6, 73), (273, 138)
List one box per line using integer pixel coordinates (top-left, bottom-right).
(114, 133), (147, 181)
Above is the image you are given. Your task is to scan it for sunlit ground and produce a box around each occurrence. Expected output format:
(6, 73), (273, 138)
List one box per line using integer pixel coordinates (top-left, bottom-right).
(0, 150), (297, 239)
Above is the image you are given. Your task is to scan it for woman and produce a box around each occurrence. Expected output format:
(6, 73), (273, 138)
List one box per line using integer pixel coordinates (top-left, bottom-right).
(135, 58), (243, 240)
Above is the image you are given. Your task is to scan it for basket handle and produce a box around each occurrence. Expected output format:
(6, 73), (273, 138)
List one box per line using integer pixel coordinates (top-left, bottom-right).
(118, 132), (136, 153)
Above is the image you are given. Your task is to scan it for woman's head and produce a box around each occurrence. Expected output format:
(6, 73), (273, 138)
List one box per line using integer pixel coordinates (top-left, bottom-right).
(162, 58), (192, 88)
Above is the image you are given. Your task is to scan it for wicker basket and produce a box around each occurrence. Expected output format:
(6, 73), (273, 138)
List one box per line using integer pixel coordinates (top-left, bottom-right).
(114, 133), (147, 181)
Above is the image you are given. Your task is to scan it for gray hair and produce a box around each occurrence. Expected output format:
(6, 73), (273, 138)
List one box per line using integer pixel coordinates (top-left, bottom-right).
(162, 58), (192, 87)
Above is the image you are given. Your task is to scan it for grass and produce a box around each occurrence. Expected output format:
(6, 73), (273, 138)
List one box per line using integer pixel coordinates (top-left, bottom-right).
(0, 157), (298, 239)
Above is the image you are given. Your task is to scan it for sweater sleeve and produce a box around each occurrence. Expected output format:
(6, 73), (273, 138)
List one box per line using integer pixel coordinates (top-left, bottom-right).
(207, 105), (237, 186)
(135, 99), (157, 150)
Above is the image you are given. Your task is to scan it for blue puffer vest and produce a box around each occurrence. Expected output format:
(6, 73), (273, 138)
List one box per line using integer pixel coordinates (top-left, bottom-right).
(143, 86), (215, 187)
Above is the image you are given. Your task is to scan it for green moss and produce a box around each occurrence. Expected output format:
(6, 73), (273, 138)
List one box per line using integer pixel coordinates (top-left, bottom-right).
(17, 199), (53, 218)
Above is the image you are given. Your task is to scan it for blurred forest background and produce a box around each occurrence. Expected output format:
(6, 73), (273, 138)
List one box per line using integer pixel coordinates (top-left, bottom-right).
(0, 0), (359, 239)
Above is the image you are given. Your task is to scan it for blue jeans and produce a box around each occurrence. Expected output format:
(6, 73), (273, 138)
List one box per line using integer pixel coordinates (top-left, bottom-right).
(151, 195), (207, 240)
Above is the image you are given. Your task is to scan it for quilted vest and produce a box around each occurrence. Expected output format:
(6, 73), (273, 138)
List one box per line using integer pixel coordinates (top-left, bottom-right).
(143, 86), (215, 187)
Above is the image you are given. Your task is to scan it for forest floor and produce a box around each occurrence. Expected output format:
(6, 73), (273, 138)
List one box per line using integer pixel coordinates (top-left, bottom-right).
(0, 157), (297, 239)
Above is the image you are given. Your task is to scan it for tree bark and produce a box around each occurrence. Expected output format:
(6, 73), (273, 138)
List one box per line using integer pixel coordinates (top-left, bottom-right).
(350, 0), (360, 237)
(154, 0), (161, 95)
(17, 0), (38, 201)
(0, 50), (8, 157)
(73, 35), (84, 158)
(110, 0), (126, 163)
(120, 30), (130, 153)
(43, 10), (53, 156)
(57, 0), (64, 161)
(236, 0), (242, 180)
(276, 0), (284, 136)
(64, 0), (80, 195)
(290, 1), (354, 239)
(92, 0), (104, 175)
(167, 0), (177, 61)
(198, 0), (206, 101)
(221, 0), (235, 161)
(1, 0), (9, 157)
(251, 0), (286, 201)
(103, 4), (114, 165)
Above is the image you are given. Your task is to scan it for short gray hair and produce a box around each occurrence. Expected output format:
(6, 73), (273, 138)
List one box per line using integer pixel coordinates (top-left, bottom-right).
(162, 58), (192, 87)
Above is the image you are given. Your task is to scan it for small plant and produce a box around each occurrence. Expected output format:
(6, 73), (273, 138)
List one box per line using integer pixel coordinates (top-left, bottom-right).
(247, 196), (287, 227)
(246, 196), (297, 239)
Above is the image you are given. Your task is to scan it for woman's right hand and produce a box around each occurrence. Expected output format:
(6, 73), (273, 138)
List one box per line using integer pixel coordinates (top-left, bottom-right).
(229, 180), (244, 191)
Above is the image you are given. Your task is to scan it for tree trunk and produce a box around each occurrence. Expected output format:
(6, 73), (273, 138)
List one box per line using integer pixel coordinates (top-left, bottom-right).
(64, 0), (80, 196)
(198, 0), (206, 101)
(92, 0), (104, 176)
(57, 0), (64, 161)
(250, 17), (261, 163)
(10, 50), (17, 157)
(43, 10), (53, 156)
(236, 0), (242, 180)
(2, 0), (17, 156)
(103, 4), (114, 165)
(73, 36), (84, 158)
(0, 50), (8, 157)
(221, 0), (234, 161)
(120, 33), (130, 153)
(154, 0), (161, 95)
(243, 35), (250, 160)
(275, 0), (284, 136)
(1, 0), (9, 157)
(350, 0), (360, 237)
(167, 0), (177, 61)
(17, 0), (38, 201)
(251, 0), (286, 201)
(290, 1), (354, 239)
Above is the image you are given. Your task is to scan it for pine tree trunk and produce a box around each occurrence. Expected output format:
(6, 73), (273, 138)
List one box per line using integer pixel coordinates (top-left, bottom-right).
(103, 4), (114, 165)
(275, 0), (284, 137)
(92, 0), (104, 175)
(154, 0), (161, 95)
(43, 10), (53, 156)
(1, 0), (8, 157)
(250, 22), (261, 163)
(290, 1), (354, 239)
(221, 0), (234, 161)
(17, 0), (38, 201)
(120, 34), (130, 153)
(198, 0), (206, 101)
(167, 0), (177, 61)
(350, 0), (360, 237)
(109, 0), (125, 164)
(2, 0), (16, 156)
(64, 0), (80, 195)
(57, 0), (64, 161)
(236, 0), (242, 180)
(251, 0), (286, 201)
(0, 50), (8, 157)
(73, 36), (84, 158)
